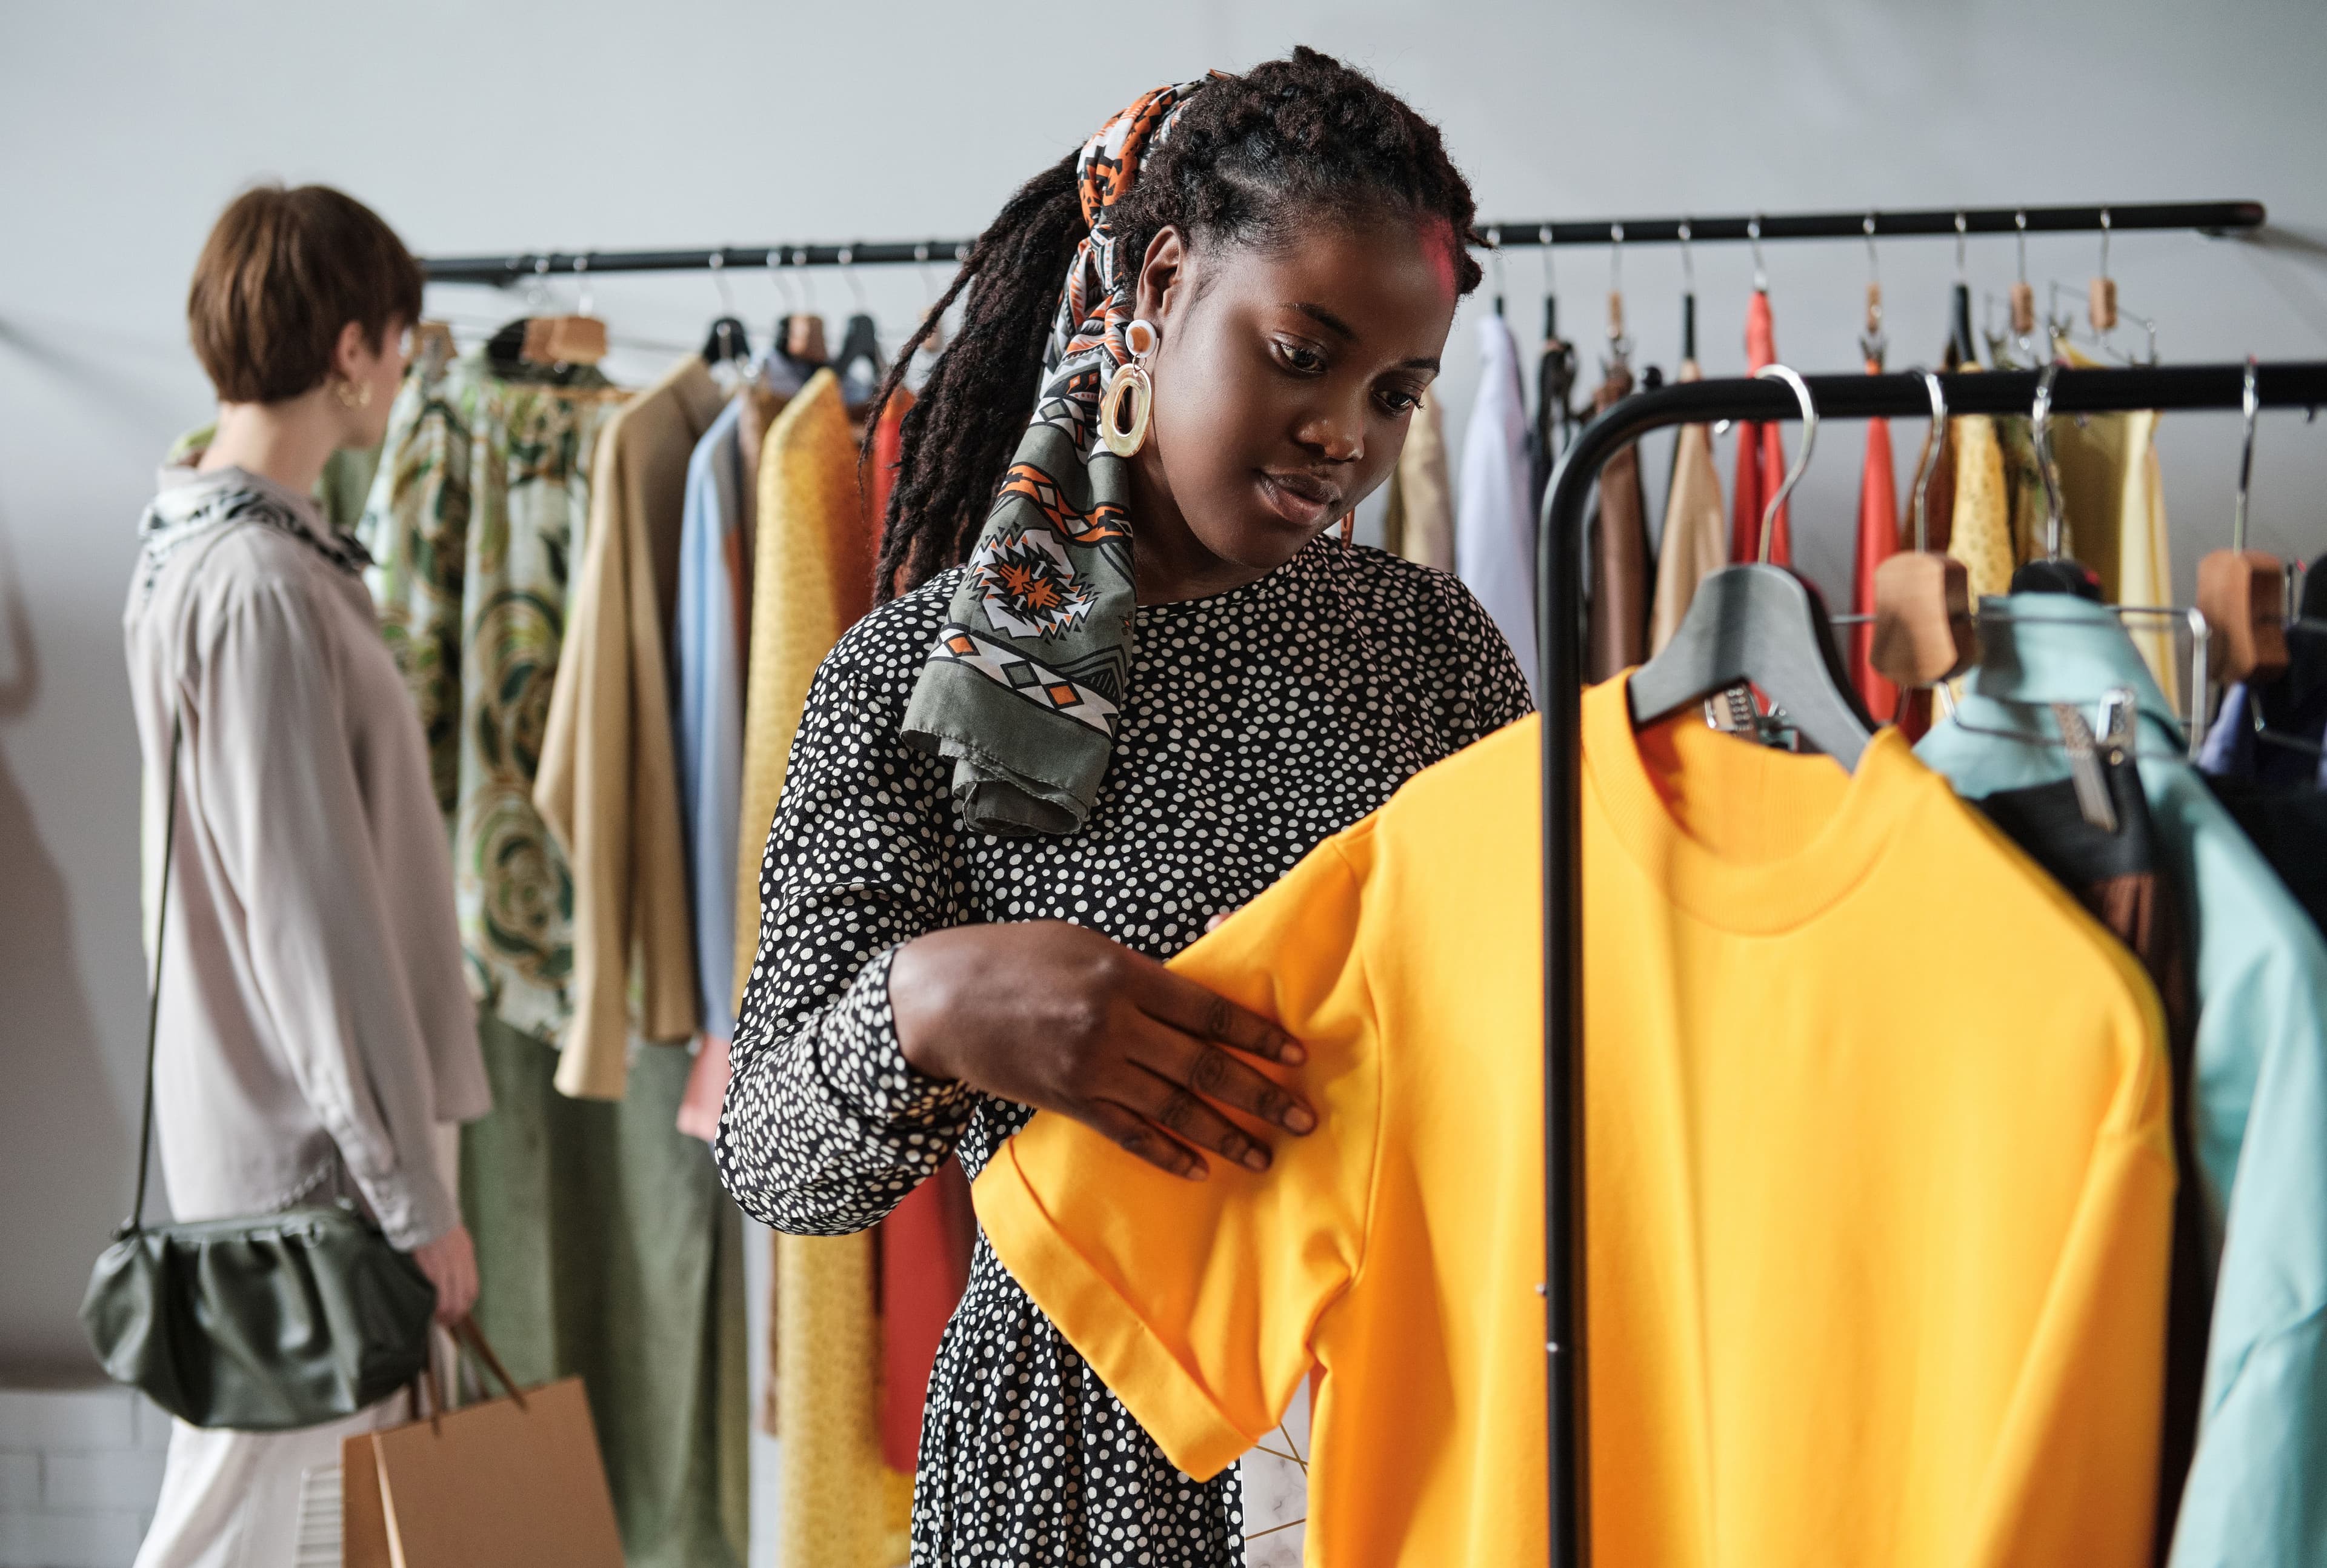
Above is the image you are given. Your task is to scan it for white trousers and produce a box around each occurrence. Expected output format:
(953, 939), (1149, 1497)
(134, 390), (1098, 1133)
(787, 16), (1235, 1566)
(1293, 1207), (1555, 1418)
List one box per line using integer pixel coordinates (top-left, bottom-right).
(132, 1398), (399, 1568)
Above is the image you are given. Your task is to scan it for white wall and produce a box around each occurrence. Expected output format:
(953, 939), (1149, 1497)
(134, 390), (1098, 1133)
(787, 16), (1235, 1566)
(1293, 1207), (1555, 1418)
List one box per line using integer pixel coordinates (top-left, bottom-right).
(4, 0), (2325, 1378)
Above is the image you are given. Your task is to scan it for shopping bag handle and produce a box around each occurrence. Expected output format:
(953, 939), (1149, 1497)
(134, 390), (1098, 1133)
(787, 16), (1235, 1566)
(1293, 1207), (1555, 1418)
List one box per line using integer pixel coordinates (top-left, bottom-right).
(449, 1315), (528, 1412)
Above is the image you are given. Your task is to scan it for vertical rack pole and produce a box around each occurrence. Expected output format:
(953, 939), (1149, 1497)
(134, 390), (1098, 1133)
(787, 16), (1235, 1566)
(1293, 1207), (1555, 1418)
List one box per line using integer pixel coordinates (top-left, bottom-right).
(1536, 396), (1598, 1568)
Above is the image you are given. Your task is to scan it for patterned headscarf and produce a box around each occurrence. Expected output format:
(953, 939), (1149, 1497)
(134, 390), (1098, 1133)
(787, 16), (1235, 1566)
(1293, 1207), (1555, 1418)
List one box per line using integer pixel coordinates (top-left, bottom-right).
(900, 77), (1213, 836)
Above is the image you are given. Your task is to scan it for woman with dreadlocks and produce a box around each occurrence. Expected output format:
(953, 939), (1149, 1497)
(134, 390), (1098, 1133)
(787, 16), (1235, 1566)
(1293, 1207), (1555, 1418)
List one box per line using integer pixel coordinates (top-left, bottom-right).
(716, 49), (1528, 1563)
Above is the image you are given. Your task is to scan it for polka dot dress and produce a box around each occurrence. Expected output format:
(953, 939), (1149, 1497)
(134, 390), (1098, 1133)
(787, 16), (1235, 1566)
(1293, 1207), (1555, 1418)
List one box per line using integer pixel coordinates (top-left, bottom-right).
(716, 537), (1532, 1566)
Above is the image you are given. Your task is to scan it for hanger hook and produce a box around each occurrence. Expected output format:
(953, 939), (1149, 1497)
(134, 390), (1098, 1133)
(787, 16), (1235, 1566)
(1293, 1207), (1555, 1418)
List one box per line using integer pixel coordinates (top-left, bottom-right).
(1862, 213), (1880, 285)
(709, 248), (735, 314)
(2235, 355), (2259, 553)
(2099, 207), (2113, 281)
(1909, 366), (1948, 553)
(1748, 214), (1767, 292)
(573, 253), (592, 317)
(838, 245), (870, 310)
(1486, 226), (1506, 313)
(2014, 210), (2029, 283)
(1537, 225), (1556, 301)
(1677, 219), (1694, 292)
(1954, 211), (1968, 282)
(2032, 360), (2068, 559)
(1753, 364), (1816, 563)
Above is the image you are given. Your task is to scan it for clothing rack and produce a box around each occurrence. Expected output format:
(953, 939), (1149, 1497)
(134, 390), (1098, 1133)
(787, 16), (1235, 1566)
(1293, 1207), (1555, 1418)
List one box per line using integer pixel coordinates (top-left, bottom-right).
(416, 200), (2263, 284)
(1533, 357), (2327, 1568)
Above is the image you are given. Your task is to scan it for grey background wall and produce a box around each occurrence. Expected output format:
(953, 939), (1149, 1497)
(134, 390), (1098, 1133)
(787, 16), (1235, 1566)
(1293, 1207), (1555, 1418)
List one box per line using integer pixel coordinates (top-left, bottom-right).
(4, 0), (2326, 1380)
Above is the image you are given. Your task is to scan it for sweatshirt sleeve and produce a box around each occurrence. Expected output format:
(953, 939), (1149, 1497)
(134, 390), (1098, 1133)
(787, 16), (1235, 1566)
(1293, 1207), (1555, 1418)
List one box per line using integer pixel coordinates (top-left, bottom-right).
(714, 646), (977, 1235)
(193, 576), (459, 1249)
(971, 819), (1385, 1482)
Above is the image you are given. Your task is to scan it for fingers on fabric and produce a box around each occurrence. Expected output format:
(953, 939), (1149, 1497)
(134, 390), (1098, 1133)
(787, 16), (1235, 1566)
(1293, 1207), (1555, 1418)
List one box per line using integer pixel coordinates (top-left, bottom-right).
(1080, 1097), (1209, 1180)
(1131, 959), (1306, 1066)
(1125, 1010), (1316, 1142)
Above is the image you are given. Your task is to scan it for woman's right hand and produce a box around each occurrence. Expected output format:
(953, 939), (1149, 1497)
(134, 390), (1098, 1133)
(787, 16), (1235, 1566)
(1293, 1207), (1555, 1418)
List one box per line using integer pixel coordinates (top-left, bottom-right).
(890, 920), (1315, 1180)
(411, 1223), (479, 1325)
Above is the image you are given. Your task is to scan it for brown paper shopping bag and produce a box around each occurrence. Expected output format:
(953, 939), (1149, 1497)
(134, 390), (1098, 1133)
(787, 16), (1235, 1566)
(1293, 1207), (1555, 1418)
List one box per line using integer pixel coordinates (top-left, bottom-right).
(344, 1318), (622, 1568)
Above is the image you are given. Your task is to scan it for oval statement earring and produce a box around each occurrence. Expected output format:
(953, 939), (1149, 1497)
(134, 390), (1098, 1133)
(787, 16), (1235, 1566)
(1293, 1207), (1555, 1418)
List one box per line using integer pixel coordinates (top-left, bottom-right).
(1099, 318), (1158, 458)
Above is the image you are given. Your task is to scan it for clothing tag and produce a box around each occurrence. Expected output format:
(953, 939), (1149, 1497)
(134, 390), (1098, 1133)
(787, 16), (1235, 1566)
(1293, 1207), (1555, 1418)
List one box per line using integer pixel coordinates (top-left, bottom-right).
(2096, 686), (2137, 762)
(2052, 703), (2118, 834)
(1705, 685), (1760, 738)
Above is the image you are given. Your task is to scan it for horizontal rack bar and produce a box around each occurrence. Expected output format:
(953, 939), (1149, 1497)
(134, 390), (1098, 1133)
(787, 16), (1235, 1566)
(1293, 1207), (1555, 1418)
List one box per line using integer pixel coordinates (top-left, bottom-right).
(419, 201), (2265, 284)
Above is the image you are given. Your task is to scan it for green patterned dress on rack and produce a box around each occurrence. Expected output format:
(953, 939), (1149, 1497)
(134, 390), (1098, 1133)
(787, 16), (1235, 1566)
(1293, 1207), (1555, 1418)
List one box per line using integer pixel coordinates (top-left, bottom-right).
(359, 350), (747, 1568)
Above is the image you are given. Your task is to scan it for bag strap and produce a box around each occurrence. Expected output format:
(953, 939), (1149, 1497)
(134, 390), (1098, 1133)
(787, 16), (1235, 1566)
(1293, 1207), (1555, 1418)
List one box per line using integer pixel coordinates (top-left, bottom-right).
(119, 716), (182, 1238)
(450, 1316), (528, 1412)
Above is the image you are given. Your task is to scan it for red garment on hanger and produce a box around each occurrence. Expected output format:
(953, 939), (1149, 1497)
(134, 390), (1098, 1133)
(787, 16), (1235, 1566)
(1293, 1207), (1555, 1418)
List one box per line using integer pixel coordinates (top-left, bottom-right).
(1728, 290), (1791, 565)
(1850, 357), (1901, 720)
(878, 1156), (974, 1469)
(870, 388), (913, 568)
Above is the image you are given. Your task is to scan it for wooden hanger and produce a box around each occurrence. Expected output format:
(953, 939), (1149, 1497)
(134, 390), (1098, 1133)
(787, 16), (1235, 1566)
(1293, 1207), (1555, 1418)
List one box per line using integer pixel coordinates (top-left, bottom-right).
(1871, 368), (1979, 692)
(2196, 360), (2291, 685)
(1628, 365), (1874, 768)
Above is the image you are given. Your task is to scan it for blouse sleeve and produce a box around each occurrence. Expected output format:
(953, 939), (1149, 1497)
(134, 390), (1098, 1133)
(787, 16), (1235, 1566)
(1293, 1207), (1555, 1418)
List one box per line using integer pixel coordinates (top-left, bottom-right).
(194, 574), (459, 1249)
(714, 643), (978, 1236)
(1436, 570), (1537, 749)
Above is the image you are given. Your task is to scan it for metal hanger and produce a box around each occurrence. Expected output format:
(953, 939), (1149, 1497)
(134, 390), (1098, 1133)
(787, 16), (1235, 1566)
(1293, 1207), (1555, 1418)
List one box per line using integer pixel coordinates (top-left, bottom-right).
(1627, 365), (1875, 766)
(2006, 362), (2105, 597)
(701, 250), (752, 368)
(1860, 215), (1886, 369)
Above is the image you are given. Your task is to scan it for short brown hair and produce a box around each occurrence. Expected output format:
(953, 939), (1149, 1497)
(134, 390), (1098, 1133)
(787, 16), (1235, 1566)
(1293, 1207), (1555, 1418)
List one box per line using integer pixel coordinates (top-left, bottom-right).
(187, 184), (423, 404)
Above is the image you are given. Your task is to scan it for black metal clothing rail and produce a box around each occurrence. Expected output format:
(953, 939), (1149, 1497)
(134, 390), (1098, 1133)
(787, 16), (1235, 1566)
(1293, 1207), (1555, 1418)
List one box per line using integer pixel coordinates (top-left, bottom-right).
(1532, 358), (2327, 1568)
(419, 201), (2263, 284)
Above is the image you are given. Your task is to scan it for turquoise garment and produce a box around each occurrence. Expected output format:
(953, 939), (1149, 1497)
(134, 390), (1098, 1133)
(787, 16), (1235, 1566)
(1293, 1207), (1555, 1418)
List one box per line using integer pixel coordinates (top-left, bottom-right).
(1917, 594), (2327, 1568)
(674, 396), (751, 1042)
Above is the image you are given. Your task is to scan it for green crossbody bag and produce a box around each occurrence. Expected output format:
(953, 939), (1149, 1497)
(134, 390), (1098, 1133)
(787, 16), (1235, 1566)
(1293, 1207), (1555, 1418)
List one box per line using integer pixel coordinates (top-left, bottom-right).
(81, 716), (436, 1430)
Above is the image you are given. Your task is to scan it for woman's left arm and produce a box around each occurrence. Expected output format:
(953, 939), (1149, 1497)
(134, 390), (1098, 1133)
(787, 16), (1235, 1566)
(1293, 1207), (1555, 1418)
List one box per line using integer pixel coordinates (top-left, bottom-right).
(193, 575), (459, 1251)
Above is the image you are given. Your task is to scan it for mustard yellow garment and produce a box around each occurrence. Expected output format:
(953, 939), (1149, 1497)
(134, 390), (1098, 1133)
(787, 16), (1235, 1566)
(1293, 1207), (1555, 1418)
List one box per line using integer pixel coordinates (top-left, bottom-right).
(534, 354), (725, 1098)
(977, 681), (2174, 1568)
(2045, 345), (2180, 711)
(730, 367), (903, 1567)
(1948, 410), (2017, 603)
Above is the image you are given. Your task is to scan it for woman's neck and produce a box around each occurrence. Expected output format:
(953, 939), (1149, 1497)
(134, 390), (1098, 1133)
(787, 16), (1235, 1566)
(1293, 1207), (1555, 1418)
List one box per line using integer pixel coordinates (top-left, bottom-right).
(195, 394), (342, 500)
(1126, 454), (1272, 605)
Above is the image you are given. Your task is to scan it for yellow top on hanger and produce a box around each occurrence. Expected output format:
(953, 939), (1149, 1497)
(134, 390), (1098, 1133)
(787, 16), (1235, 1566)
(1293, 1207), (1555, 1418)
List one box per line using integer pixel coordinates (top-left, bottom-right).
(976, 680), (2174, 1567)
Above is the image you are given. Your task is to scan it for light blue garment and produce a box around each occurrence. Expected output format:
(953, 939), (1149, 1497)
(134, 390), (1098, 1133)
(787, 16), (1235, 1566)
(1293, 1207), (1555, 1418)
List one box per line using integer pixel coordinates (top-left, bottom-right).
(1917, 594), (2327, 1568)
(1456, 313), (1539, 701)
(673, 397), (751, 1042)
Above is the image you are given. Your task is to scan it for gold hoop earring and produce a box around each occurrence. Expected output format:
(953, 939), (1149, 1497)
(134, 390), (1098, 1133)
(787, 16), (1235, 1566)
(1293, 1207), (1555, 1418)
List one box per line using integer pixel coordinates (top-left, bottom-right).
(1099, 318), (1159, 459)
(331, 378), (371, 410)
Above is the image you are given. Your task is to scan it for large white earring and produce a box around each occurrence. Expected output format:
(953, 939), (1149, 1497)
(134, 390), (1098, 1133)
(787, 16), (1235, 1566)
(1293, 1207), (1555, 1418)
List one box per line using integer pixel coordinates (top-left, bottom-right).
(1099, 318), (1159, 458)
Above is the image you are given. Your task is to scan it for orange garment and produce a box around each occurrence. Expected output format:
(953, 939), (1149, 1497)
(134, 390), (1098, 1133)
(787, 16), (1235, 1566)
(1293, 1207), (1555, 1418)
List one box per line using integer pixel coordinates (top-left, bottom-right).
(876, 1158), (973, 1470)
(1851, 357), (1902, 719)
(977, 683), (2174, 1568)
(868, 388), (912, 576)
(1728, 290), (1790, 564)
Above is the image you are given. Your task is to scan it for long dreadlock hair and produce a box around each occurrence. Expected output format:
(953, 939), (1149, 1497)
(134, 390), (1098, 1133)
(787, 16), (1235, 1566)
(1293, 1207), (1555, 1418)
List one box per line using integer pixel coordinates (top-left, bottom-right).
(861, 46), (1486, 602)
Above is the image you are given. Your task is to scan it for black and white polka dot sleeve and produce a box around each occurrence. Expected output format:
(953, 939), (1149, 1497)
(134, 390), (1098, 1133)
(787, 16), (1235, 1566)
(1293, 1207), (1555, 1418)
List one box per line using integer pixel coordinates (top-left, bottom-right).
(1411, 565), (1537, 747)
(714, 641), (976, 1238)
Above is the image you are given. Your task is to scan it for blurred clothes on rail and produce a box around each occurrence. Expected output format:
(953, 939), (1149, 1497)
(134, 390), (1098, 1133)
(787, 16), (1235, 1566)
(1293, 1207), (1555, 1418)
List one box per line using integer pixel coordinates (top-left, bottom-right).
(1727, 287), (1789, 565)
(1584, 360), (1650, 682)
(1381, 386), (1454, 571)
(1917, 594), (2327, 1568)
(1457, 312), (1540, 699)
(361, 342), (623, 1043)
(537, 354), (727, 1099)
(1848, 357), (1902, 717)
(1648, 362), (1726, 656)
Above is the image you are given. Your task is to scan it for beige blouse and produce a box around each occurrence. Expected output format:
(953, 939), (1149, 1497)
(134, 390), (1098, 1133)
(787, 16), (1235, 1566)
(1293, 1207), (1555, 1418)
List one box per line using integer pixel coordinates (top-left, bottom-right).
(124, 466), (489, 1249)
